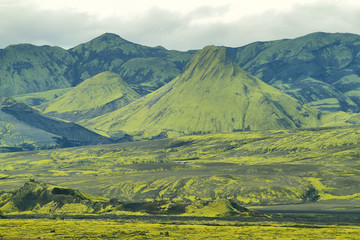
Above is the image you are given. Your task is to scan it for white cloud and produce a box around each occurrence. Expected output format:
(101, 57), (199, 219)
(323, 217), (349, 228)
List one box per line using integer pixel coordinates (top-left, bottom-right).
(1, 0), (360, 50)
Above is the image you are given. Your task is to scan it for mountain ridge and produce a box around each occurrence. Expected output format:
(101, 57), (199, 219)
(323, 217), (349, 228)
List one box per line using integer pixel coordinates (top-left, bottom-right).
(0, 97), (113, 151)
(0, 33), (196, 98)
(234, 32), (360, 112)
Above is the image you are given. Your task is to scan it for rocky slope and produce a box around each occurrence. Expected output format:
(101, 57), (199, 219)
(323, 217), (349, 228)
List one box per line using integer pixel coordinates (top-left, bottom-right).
(0, 97), (113, 152)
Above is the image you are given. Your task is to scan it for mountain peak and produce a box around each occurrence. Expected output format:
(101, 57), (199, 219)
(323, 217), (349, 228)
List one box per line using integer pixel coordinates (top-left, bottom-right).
(193, 45), (230, 64)
(182, 45), (235, 81)
(96, 33), (129, 43)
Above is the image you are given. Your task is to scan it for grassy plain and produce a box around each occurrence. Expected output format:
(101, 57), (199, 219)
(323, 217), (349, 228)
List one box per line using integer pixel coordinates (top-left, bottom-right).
(0, 219), (360, 239)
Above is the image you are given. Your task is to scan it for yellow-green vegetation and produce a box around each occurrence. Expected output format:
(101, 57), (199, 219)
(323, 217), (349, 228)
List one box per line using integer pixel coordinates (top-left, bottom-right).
(236, 32), (360, 113)
(0, 181), (114, 215)
(0, 219), (359, 239)
(13, 87), (72, 106)
(84, 46), (323, 139)
(0, 180), (260, 218)
(42, 71), (140, 121)
(0, 125), (360, 205)
(69, 33), (195, 95)
(0, 44), (74, 98)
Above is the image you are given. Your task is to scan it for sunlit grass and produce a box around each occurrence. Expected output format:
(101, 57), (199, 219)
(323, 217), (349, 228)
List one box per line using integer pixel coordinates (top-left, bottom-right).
(0, 219), (359, 239)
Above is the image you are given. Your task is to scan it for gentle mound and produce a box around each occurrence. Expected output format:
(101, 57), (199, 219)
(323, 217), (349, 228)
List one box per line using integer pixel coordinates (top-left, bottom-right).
(43, 71), (140, 121)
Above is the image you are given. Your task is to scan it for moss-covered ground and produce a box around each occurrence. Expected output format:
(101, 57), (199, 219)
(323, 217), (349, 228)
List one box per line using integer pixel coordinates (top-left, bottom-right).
(1, 126), (360, 205)
(0, 219), (359, 239)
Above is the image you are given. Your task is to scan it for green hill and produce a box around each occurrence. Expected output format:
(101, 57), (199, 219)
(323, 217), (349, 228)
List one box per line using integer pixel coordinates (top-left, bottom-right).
(69, 33), (196, 95)
(84, 46), (322, 139)
(42, 72), (140, 122)
(0, 44), (75, 98)
(0, 33), (196, 100)
(233, 32), (360, 112)
(0, 181), (110, 214)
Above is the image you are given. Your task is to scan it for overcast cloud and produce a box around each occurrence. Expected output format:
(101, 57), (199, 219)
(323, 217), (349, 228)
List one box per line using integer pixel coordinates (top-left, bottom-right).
(1, 0), (360, 50)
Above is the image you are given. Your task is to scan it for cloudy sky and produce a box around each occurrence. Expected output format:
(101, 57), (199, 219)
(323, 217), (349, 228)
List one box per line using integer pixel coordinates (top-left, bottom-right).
(1, 0), (360, 50)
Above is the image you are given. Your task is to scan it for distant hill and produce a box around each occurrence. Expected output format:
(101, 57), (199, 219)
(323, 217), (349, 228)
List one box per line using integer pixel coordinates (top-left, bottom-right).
(0, 180), (254, 217)
(0, 181), (112, 214)
(42, 71), (140, 122)
(0, 33), (196, 99)
(0, 44), (75, 98)
(0, 97), (112, 152)
(69, 33), (196, 95)
(233, 32), (360, 112)
(84, 46), (323, 139)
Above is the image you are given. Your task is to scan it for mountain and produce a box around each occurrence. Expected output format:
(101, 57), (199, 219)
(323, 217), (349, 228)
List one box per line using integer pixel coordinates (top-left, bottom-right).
(0, 97), (112, 152)
(0, 44), (75, 98)
(0, 33), (196, 100)
(42, 71), (140, 122)
(84, 46), (322, 139)
(232, 32), (360, 112)
(69, 33), (196, 95)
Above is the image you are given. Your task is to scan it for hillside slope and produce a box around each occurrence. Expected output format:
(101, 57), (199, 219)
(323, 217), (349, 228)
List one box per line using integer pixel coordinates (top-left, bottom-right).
(0, 44), (75, 98)
(0, 33), (196, 100)
(0, 98), (112, 151)
(69, 33), (196, 95)
(85, 46), (322, 139)
(233, 32), (360, 112)
(42, 72), (140, 121)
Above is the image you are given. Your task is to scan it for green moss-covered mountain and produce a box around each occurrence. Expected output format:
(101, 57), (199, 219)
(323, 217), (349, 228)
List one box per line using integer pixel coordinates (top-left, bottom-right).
(0, 33), (196, 99)
(0, 44), (75, 97)
(84, 46), (322, 139)
(69, 33), (196, 95)
(42, 71), (140, 122)
(233, 32), (360, 112)
(0, 97), (112, 152)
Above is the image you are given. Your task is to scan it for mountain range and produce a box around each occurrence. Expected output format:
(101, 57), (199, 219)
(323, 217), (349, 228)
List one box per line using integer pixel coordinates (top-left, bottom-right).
(2, 32), (360, 150)
(0, 33), (195, 98)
